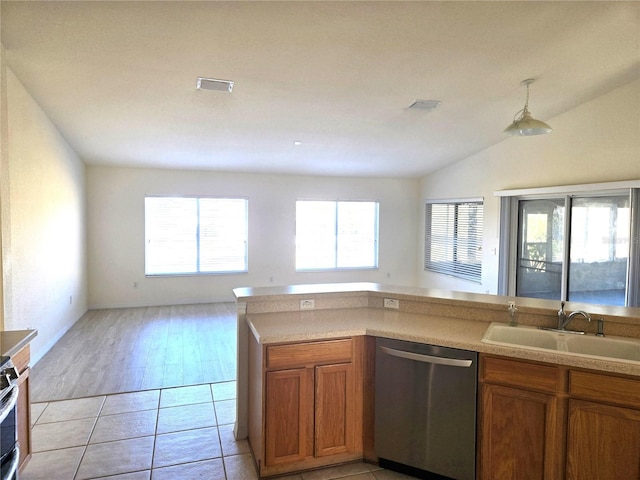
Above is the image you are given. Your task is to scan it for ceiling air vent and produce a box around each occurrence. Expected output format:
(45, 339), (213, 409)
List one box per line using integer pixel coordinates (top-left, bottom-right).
(408, 99), (442, 112)
(196, 77), (234, 93)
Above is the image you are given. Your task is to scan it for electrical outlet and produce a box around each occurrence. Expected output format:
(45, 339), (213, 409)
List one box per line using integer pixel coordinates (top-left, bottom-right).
(384, 298), (399, 309)
(300, 299), (315, 310)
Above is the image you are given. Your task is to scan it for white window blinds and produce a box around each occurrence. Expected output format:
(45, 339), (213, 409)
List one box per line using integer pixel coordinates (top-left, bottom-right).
(425, 200), (483, 282)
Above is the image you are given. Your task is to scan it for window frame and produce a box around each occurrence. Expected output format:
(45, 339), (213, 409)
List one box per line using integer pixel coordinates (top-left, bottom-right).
(295, 199), (380, 271)
(424, 198), (484, 283)
(144, 195), (249, 276)
(496, 181), (640, 307)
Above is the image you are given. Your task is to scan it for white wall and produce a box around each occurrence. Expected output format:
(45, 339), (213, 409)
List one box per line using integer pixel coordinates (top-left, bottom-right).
(418, 79), (640, 294)
(2, 68), (88, 363)
(0, 44), (7, 329)
(86, 167), (419, 308)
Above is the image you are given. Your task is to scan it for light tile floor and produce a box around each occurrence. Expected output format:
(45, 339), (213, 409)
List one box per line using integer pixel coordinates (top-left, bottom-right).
(22, 382), (415, 480)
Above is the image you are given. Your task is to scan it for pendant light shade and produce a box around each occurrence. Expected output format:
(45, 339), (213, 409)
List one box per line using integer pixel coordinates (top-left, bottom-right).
(504, 79), (552, 136)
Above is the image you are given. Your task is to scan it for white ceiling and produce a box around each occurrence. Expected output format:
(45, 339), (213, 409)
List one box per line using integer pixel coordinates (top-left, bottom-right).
(2, 1), (639, 178)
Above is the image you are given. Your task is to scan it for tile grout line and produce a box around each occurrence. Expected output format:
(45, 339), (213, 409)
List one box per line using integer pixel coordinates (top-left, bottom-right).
(211, 384), (230, 480)
(149, 393), (161, 479)
(72, 396), (105, 480)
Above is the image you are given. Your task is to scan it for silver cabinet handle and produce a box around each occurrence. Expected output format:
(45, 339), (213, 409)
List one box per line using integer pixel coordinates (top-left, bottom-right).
(379, 346), (473, 368)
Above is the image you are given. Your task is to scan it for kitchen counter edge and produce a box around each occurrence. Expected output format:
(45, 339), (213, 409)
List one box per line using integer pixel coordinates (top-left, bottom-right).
(1, 330), (38, 358)
(247, 307), (640, 378)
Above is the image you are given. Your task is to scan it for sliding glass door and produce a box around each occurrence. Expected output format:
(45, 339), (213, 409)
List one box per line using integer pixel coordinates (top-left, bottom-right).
(513, 193), (631, 306)
(568, 195), (630, 306)
(516, 198), (565, 300)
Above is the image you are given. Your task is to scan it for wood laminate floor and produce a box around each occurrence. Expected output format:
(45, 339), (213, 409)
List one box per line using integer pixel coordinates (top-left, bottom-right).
(31, 303), (237, 403)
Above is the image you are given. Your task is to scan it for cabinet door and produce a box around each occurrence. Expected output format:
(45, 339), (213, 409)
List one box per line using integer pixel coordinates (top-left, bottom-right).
(314, 363), (354, 457)
(567, 399), (640, 480)
(265, 368), (313, 466)
(480, 383), (565, 480)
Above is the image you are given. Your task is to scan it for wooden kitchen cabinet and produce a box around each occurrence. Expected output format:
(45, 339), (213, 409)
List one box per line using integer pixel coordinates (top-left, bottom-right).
(264, 368), (312, 466)
(478, 355), (567, 480)
(248, 335), (363, 477)
(480, 354), (640, 480)
(566, 370), (640, 479)
(12, 344), (32, 472)
(314, 362), (355, 457)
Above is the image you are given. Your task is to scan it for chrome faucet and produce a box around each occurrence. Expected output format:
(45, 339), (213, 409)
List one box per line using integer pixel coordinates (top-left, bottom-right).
(566, 309), (592, 328)
(556, 301), (591, 332)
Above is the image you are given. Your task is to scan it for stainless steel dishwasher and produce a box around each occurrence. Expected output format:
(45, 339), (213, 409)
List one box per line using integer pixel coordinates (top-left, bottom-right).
(374, 337), (478, 480)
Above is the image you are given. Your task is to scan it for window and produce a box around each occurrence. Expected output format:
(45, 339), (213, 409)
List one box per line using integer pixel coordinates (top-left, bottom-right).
(424, 200), (484, 282)
(145, 196), (248, 275)
(296, 200), (379, 270)
(498, 182), (640, 307)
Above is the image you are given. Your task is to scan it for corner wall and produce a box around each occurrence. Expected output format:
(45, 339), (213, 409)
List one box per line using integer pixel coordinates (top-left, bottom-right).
(3, 68), (88, 363)
(418, 78), (640, 295)
(86, 167), (419, 308)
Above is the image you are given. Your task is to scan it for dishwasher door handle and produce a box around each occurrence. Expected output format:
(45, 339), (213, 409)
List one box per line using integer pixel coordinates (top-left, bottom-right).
(379, 345), (474, 367)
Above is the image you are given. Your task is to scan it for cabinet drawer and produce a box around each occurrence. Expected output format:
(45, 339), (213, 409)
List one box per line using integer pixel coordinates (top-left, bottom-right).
(480, 355), (564, 394)
(267, 339), (353, 370)
(570, 370), (640, 409)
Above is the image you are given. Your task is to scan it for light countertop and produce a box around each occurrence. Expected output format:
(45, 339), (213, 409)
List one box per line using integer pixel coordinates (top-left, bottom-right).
(1, 329), (37, 358)
(248, 307), (640, 378)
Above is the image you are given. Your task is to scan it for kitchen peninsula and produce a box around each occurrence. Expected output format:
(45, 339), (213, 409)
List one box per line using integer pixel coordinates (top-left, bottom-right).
(234, 283), (640, 478)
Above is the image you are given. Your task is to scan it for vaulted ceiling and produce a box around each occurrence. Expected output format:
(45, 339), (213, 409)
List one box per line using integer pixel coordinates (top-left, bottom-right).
(2, 1), (639, 177)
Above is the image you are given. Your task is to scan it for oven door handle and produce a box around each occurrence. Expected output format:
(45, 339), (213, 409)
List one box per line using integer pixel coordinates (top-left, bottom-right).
(0, 384), (18, 425)
(0, 446), (19, 480)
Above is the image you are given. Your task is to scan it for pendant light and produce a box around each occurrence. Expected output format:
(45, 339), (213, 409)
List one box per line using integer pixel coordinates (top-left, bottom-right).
(503, 78), (552, 136)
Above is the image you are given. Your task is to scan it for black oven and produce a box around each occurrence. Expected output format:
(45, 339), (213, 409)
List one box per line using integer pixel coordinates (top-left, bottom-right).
(0, 357), (19, 480)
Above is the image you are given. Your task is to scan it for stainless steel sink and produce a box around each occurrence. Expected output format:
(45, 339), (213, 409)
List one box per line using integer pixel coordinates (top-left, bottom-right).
(482, 322), (640, 364)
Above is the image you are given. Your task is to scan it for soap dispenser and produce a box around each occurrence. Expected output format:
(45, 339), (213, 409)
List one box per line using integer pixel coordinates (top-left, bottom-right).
(508, 301), (518, 326)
